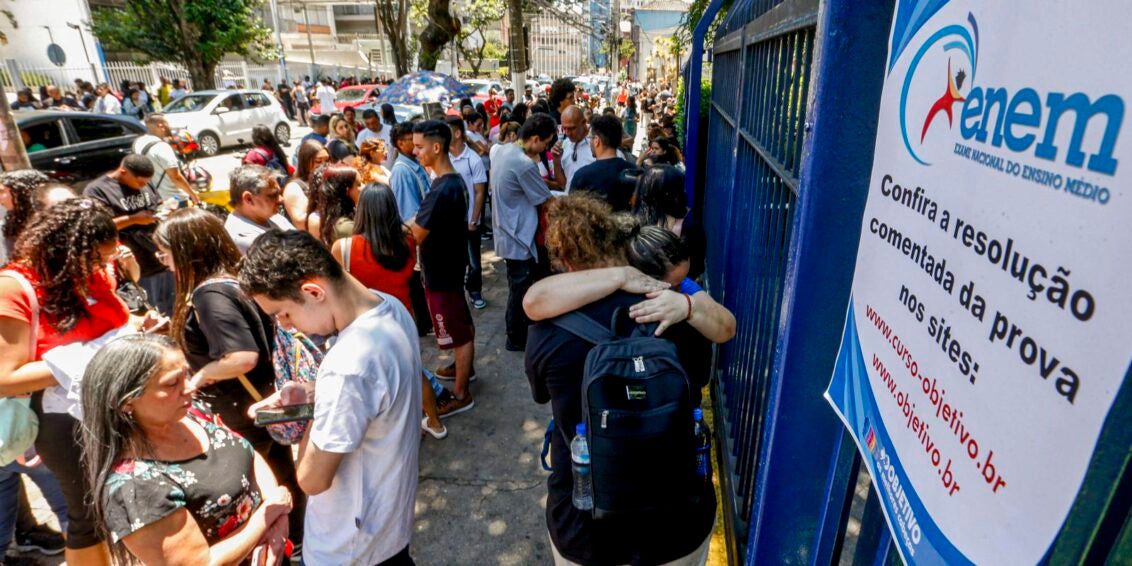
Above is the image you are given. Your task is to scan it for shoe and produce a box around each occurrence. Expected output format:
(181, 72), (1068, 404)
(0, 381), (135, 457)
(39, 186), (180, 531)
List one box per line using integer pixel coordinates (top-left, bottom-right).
(469, 292), (487, 310)
(481, 232), (493, 241)
(14, 527), (65, 556)
(505, 341), (525, 352)
(436, 390), (475, 419)
(434, 362), (477, 382)
(421, 416), (448, 439)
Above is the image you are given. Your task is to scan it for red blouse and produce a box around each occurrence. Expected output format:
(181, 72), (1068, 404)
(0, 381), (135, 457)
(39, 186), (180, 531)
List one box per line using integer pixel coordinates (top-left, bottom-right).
(0, 264), (130, 360)
(345, 234), (417, 315)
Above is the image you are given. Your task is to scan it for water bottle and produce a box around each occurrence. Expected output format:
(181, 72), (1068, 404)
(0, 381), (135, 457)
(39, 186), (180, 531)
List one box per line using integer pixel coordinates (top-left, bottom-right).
(693, 409), (710, 480)
(571, 423), (593, 510)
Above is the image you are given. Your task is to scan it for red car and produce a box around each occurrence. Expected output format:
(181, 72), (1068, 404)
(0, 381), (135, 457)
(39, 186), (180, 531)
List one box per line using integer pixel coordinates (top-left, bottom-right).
(311, 84), (381, 115)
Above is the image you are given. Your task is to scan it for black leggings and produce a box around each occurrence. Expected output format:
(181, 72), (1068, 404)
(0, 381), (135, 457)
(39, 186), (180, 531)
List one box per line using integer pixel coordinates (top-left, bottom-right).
(33, 409), (103, 549)
(376, 545), (414, 566)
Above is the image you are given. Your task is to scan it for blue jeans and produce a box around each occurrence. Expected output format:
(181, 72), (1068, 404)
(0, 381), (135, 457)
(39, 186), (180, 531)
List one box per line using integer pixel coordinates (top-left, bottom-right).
(0, 461), (68, 549)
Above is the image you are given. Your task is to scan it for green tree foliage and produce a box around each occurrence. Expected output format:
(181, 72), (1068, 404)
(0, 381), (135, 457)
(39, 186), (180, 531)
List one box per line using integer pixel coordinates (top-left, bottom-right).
(456, 0), (506, 76)
(91, 0), (273, 90)
(675, 0), (731, 53)
(417, 0), (460, 71)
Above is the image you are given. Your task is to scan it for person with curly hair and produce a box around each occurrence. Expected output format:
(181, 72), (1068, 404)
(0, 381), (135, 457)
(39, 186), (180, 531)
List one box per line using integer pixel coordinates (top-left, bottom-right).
(306, 164), (361, 246)
(0, 198), (133, 566)
(356, 137), (392, 186)
(283, 140), (331, 231)
(154, 207), (306, 549)
(0, 170), (50, 262)
(524, 193), (718, 566)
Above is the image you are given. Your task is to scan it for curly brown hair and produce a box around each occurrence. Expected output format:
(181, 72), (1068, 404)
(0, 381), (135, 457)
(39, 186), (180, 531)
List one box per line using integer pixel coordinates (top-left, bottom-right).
(0, 170), (49, 242)
(545, 193), (637, 272)
(12, 198), (117, 333)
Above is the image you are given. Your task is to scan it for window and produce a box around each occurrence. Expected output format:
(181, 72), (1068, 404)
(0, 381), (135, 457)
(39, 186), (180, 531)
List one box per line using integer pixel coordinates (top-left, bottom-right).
(19, 120), (65, 151)
(243, 93), (273, 108)
(219, 94), (246, 111)
(70, 117), (133, 143)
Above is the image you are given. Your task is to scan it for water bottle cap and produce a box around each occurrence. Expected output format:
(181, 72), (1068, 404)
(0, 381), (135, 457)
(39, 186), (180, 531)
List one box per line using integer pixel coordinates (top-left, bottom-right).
(576, 422), (587, 436)
(693, 408), (703, 420)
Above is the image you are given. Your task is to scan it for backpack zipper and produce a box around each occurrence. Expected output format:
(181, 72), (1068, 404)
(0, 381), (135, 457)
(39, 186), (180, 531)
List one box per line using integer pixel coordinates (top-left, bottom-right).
(601, 410), (609, 429)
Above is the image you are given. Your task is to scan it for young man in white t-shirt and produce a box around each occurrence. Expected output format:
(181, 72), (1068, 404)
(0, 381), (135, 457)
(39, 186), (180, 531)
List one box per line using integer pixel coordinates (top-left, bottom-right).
(314, 80), (337, 116)
(240, 230), (422, 565)
(132, 114), (201, 203)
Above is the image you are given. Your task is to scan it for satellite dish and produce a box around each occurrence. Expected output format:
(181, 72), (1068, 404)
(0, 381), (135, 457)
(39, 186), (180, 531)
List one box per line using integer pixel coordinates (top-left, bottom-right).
(47, 44), (66, 67)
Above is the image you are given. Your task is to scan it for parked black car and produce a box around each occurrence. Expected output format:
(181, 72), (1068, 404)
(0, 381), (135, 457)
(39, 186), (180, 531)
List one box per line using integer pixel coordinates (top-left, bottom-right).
(16, 111), (145, 188)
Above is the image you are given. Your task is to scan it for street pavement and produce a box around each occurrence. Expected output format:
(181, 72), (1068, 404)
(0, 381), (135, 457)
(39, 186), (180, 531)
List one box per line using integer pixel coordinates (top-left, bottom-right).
(191, 123), (313, 205)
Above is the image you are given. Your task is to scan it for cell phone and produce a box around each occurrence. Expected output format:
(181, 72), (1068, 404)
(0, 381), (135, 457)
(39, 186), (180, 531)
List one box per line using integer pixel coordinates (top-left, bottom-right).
(254, 403), (315, 426)
(143, 315), (169, 334)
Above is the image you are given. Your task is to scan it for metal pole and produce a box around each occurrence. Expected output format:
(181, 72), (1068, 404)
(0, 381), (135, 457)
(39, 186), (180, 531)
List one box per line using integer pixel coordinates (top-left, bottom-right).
(68, 23), (99, 83)
(0, 85), (31, 171)
(269, 0), (288, 82)
(303, 2), (317, 78)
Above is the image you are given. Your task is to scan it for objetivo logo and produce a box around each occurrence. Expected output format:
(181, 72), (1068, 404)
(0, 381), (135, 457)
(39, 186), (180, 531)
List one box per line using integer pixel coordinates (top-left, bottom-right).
(898, 12), (979, 167)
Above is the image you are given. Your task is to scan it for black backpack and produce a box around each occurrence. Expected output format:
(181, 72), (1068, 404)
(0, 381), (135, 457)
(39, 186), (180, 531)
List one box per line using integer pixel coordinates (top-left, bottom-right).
(552, 309), (699, 519)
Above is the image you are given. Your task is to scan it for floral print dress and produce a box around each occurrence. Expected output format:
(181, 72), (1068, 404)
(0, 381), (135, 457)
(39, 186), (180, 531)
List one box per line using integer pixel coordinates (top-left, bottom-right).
(103, 406), (263, 544)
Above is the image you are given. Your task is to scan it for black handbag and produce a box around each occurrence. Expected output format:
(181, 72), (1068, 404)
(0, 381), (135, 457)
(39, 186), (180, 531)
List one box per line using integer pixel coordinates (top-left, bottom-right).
(114, 260), (152, 315)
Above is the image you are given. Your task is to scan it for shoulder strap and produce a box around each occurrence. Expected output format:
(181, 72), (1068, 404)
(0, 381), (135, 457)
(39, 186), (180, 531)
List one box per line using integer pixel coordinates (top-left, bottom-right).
(550, 311), (615, 345)
(342, 237), (352, 273)
(140, 139), (168, 190)
(140, 140), (160, 156)
(0, 270), (38, 360)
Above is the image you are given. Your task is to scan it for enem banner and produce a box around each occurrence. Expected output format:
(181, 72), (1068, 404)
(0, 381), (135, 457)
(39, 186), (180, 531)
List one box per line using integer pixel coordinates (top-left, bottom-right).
(824, 1), (1131, 563)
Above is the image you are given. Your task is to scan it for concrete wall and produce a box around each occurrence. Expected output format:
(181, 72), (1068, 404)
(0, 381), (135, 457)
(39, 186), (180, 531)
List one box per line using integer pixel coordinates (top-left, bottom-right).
(1, 0), (104, 82)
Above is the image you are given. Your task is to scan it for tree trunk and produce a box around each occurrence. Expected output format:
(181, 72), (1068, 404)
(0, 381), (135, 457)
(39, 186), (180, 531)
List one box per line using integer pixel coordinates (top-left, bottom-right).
(0, 85), (31, 171)
(506, 0), (527, 89)
(376, 0), (412, 77)
(187, 59), (217, 91)
(418, 0), (459, 71)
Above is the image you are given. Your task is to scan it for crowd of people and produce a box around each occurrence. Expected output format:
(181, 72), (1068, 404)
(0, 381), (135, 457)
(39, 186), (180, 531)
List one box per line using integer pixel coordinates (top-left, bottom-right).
(0, 72), (732, 565)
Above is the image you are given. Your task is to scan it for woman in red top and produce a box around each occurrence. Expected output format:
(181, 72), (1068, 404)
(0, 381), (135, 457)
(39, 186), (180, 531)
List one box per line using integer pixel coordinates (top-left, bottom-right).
(330, 183), (446, 438)
(0, 198), (130, 566)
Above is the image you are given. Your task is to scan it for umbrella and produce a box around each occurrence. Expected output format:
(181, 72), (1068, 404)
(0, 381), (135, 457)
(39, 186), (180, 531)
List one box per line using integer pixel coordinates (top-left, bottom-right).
(376, 71), (474, 106)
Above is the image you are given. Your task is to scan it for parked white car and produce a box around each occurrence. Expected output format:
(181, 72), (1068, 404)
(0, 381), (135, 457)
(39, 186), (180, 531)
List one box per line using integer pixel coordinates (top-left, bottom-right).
(160, 89), (291, 156)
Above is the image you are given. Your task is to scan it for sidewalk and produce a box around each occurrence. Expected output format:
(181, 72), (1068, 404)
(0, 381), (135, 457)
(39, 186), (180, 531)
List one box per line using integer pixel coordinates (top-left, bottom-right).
(412, 249), (556, 564)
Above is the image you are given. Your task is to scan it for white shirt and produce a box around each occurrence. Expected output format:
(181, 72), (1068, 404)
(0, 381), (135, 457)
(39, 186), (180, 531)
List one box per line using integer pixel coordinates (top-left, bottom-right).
(355, 125), (394, 168)
(315, 84), (337, 114)
(95, 93), (121, 115)
(305, 292), (422, 565)
(132, 135), (184, 200)
(449, 144), (488, 224)
(223, 212), (295, 254)
(465, 130), (491, 172)
(561, 135), (596, 190)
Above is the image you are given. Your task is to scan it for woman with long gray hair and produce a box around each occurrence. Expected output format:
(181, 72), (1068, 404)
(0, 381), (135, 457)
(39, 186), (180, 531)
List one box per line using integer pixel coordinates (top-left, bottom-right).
(80, 334), (293, 565)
